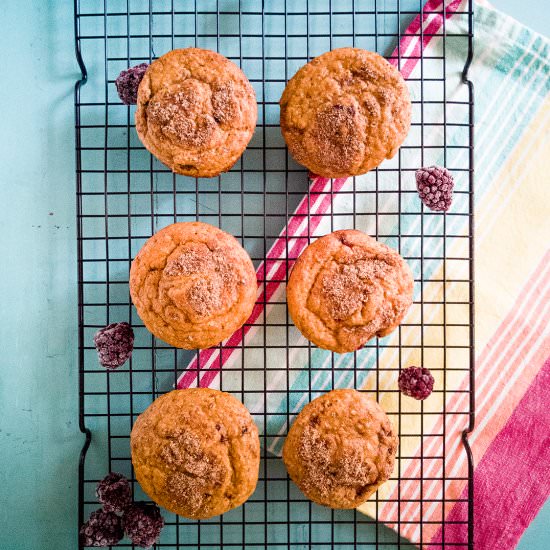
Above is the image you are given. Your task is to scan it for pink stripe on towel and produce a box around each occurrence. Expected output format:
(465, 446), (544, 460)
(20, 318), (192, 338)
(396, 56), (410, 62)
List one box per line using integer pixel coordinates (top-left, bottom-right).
(429, 356), (550, 550)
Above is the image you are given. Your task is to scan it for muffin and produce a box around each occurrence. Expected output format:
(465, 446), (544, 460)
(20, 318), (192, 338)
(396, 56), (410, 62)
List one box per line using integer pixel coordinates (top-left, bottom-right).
(286, 229), (413, 353)
(282, 389), (398, 509)
(280, 48), (411, 178)
(130, 222), (257, 349)
(131, 388), (260, 519)
(135, 48), (257, 177)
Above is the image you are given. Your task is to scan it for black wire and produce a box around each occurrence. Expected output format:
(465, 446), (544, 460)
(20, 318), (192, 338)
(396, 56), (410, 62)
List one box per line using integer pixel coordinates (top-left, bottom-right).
(74, 1), (476, 548)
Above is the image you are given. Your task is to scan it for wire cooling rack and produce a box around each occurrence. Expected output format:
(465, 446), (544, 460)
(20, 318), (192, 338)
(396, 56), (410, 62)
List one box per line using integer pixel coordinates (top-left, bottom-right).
(75, 0), (474, 548)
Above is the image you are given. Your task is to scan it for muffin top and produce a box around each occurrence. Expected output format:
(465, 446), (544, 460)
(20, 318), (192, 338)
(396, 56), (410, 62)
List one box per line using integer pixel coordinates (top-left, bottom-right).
(287, 229), (413, 353)
(131, 388), (260, 519)
(130, 222), (257, 349)
(280, 48), (411, 178)
(282, 389), (398, 509)
(136, 48), (257, 177)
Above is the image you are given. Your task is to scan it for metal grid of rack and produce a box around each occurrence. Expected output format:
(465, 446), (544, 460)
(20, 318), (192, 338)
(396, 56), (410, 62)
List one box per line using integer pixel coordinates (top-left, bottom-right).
(75, 0), (474, 548)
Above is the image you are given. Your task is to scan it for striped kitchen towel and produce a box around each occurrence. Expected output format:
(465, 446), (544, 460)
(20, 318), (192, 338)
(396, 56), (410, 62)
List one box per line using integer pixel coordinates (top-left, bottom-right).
(177, 1), (550, 547)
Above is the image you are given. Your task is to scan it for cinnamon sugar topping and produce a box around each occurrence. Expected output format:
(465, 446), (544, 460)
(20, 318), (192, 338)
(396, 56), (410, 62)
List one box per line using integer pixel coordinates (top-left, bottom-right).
(162, 429), (226, 514)
(287, 229), (413, 353)
(320, 256), (391, 321)
(134, 49), (257, 178)
(351, 63), (378, 81)
(166, 471), (209, 514)
(211, 83), (238, 125)
(186, 279), (224, 317)
(279, 48), (411, 178)
(164, 245), (214, 276)
(147, 87), (216, 147)
(297, 425), (378, 498)
(321, 265), (368, 320)
(282, 389), (398, 508)
(164, 245), (236, 318)
(309, 104), (362, 173)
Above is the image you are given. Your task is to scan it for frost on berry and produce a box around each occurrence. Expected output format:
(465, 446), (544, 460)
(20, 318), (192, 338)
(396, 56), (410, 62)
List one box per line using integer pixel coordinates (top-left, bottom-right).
(115, 63), (149, 105)
(415, 165), (454, 212)
(80, 509), (123, 547)
(122, 503), (165, 548)
(94, 322), (134, 369)
(398, 366), (434, 400)
(96, 472), (132, 513)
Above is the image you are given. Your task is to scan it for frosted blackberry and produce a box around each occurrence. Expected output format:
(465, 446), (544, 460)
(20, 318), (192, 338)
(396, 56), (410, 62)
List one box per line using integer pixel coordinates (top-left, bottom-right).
(96, 472), (132, 513)
(123, 503), (164, 548)
(415, 165), (454, 212)
(94, 322), (134, 369)
(115, 63), (148, 105)
(398, 366), (434, 400)
(80, 509), (123, 547)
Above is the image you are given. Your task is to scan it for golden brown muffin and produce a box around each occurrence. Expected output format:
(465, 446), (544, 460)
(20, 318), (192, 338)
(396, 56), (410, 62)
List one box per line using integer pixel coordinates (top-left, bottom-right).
(280, 48), (411, 178)
(131, 388), (260, 519)
(282, 389), (397, 509)
(286, 229), (413, 353)
(130, 222), (257, 349)
(136, 48), (257, 178)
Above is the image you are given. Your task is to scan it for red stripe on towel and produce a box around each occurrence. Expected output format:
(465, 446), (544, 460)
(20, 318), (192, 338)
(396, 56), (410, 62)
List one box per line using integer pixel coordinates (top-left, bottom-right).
(429, 356), (550, 550)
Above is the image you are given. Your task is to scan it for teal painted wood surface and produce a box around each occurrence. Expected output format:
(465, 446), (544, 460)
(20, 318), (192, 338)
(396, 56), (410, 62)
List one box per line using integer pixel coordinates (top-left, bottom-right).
(0, 1), (548, 548)
(0, 1), (80, 548)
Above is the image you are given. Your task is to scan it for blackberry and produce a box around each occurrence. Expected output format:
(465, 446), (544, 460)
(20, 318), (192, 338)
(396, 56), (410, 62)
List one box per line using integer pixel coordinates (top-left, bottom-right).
(398, 366), (434, 400)
(115, 63), (148, 105)
(94, 322), (134, 369)
(80, 509), (123, 547)
(96, 472), (132, 513)
(415, 165), (454, 212)
(123, 503), (165, 548)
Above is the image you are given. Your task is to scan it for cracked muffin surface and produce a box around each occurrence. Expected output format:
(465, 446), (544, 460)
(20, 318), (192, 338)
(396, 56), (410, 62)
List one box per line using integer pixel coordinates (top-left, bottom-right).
(131, 388), (260, 519)
(286, 229), (413, 353)
(282, 389), (398, 509)
(280, 47), (411, 178)
(135, 48), (257, 177)
(130, 222), (257, 349)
